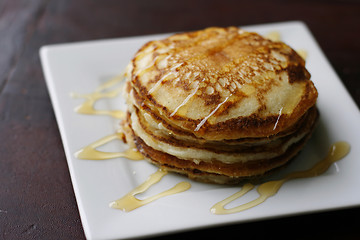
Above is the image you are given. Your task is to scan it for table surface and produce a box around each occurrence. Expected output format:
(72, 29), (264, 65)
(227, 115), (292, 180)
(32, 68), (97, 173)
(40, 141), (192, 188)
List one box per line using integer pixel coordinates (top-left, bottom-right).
(1, 0), (359, 239)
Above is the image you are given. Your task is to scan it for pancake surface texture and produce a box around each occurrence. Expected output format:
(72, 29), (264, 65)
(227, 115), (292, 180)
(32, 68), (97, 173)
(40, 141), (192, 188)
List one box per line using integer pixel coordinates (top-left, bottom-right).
(123, 26), (318, 184)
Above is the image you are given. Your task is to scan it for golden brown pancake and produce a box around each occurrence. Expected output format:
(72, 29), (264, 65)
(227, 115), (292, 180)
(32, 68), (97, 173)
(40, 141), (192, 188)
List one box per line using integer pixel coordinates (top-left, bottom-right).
(122, 26), (318, 184)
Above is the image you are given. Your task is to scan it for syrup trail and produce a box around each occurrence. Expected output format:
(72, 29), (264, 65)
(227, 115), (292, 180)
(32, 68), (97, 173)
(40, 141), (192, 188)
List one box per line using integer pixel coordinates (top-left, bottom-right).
(110, 168), (191, 212)
(75, 132), (143, 161)
(71, 75), (125, 119)
(211, 141), (350, 214)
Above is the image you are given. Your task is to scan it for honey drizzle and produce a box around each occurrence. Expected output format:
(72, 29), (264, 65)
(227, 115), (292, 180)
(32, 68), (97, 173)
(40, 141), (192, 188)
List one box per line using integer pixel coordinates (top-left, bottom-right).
(194, 94), (232, 131)
(264, 31), (307, 61)
(147, 61), (183, 95)
(273, 107), (283, 130)
(211, 141), (350, 214)
(265, 31), (281, 42)
(71, 75), (125, 119)
(296, 49), (308, 61)
(109, 168), (191, 212)
(170, 80), (200, 117)
(147, 71), (174, 95)
(75, 132), (143, 161)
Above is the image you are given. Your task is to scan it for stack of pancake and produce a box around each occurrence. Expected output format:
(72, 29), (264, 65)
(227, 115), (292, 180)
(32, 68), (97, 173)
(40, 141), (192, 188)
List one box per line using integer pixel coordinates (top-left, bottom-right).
(122, 27), (318, 184)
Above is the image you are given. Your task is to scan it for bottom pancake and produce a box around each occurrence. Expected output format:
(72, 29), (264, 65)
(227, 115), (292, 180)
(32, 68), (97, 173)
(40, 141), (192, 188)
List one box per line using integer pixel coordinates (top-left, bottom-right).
(122, 108), (319, 185)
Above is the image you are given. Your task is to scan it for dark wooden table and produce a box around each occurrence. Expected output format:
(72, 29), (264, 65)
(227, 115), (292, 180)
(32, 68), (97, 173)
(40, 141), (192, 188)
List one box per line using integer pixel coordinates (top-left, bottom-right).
(1, 0), (359, 239)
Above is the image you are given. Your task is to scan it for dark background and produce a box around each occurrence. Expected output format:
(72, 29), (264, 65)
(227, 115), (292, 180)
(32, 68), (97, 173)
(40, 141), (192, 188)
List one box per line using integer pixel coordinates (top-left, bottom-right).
(0, 0), (359, 239)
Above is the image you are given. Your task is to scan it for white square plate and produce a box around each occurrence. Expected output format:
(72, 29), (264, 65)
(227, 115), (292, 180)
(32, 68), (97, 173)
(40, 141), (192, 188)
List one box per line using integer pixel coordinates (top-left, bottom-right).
(40, 21), (360, 239)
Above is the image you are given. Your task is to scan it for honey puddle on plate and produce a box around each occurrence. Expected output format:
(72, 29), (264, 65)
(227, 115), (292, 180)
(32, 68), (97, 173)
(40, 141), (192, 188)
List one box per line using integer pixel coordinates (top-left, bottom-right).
(73, 75), (350, 214)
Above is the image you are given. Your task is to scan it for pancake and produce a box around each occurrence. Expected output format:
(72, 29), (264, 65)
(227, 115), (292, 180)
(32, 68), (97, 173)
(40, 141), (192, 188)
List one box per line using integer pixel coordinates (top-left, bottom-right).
(122, 26), (318, 184)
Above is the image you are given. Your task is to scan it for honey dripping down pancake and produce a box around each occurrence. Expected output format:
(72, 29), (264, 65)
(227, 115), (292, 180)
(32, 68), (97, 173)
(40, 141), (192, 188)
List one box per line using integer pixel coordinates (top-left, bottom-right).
(123, 26), (319, 184)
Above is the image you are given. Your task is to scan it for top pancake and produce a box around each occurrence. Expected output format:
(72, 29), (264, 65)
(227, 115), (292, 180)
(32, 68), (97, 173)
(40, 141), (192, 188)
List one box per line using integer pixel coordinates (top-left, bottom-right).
(128, 26), (318, 140)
